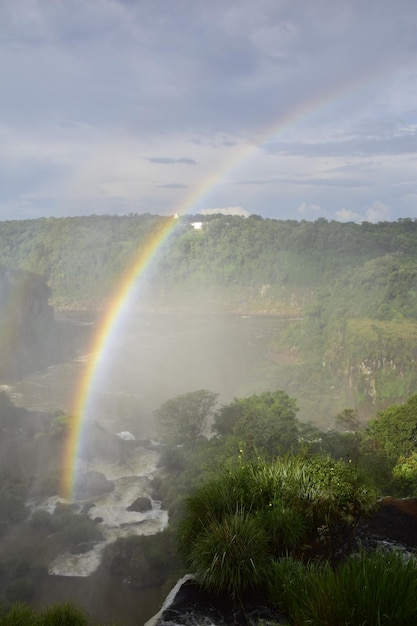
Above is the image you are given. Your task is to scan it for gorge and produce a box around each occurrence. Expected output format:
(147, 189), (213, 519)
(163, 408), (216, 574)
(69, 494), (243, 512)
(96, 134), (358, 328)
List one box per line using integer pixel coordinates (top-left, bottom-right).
(2, 215), (417, 624)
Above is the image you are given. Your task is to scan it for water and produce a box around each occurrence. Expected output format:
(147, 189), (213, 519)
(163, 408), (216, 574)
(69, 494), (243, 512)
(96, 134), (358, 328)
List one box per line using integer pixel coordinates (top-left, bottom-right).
(28, 446), (167, 577)
(6, 311), (294, 625)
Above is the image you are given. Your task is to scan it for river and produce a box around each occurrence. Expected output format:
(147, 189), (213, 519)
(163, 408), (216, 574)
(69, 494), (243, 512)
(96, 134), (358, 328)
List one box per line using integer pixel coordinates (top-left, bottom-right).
(6, 311), (295, 625)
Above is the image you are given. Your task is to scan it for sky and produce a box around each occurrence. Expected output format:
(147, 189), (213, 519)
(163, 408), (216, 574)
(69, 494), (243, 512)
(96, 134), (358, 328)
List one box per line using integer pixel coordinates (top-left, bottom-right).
(1, 0), (416, 223)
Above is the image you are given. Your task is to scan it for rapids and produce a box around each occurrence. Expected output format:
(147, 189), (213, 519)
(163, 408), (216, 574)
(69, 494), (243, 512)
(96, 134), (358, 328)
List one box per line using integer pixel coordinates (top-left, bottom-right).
(28, 442), (167, 577)
(5, 312), (295, 624)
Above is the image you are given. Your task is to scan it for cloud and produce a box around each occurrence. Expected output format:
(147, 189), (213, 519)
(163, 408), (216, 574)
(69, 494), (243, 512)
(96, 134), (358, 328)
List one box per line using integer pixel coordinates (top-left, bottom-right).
(234, 178), (275, 185)
(146, 157), (197, 165)
(334, 208), (363, 222)
(297, 203), (324, 218)
(0, 0), (416, 220)
(157, 183), (188, 189)
(365, 201), (391, 223)
(263, 127), (417, 158)
(334, 202), (392, 224)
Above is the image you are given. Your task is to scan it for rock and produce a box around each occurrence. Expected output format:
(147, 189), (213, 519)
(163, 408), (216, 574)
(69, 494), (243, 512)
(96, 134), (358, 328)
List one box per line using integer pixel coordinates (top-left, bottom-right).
(150, 578), (289, 626)
(73, 471), (114, 500)
(362, 496), (417, 550)
(127, 496), (153, 513)
(82, 502), (96, 514)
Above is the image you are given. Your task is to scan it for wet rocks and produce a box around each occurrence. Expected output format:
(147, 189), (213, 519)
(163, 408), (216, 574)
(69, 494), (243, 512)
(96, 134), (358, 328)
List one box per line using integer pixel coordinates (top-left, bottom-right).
(127, 496), (153, 513)
(360, 496), (417, 551)
(73, 470), (114, 500)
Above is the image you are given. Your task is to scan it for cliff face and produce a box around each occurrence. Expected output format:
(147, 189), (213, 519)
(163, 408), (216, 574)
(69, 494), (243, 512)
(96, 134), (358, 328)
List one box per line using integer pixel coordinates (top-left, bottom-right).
(0, 266), (58, 379)
(322, 318), (417, 409)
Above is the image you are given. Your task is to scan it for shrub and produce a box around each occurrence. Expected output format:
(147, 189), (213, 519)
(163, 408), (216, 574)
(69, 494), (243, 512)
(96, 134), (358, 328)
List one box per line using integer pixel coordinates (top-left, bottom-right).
(271, 455), (376, 529)
(256, 503), (306, 553)
(267, 550), (417, 626)
(186, 510), (269, 597)
(40, 602), (89, 625)
(0, 602), (90, 625)
(0, 602), (38, 625)
(177, 455), (377, 599)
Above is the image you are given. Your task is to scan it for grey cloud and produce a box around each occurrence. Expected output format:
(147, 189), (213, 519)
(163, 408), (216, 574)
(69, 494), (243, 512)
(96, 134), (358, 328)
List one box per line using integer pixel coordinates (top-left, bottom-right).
(264, 129), (417, 158)
(234, 179), (277, 185)
(234, 176), (368, 188)
(291, 178), (369, 188)
(177, 158), (197, 165)
(0, 0), (416, 221)
(156, 183), (188, 189)
(146, 157), (197, 165)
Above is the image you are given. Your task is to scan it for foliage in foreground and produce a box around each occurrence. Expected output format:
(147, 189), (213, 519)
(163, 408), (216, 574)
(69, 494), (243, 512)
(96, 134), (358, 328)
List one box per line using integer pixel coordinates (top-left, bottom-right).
(0, 601), (112, 625)
(267, 549), (417, 626)
(177, 455), (376, 598)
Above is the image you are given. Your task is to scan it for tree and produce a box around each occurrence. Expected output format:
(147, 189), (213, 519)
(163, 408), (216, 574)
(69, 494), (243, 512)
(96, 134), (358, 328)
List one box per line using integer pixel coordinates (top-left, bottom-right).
(334, 408), (363, 468)
(154, 389), (219, 446)
(367, 394), (417, 462)
(212, 391), (299, 458)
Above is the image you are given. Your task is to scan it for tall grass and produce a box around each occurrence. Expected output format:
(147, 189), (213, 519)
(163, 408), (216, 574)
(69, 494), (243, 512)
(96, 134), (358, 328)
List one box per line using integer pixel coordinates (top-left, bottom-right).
(0, 601), (121, 625)
(186, 510), (269, 597)
(177, 455), (376, 599)
(38, 603), (89, 625)
(267, 550), (417, 625)
(0, 603), (38, 626)
(0, 602), (89, 625)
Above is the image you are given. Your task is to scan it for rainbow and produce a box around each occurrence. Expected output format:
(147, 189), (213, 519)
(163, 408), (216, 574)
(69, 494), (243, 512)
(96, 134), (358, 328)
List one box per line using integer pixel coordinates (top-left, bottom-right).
(61, 70), (379, 499)
(61, 215), (179, 498)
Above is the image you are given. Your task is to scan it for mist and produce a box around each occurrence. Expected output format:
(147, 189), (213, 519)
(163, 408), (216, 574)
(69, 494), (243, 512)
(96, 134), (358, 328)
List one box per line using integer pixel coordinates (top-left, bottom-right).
(0, 299), (298, 624)
(2, 214), (417, 624)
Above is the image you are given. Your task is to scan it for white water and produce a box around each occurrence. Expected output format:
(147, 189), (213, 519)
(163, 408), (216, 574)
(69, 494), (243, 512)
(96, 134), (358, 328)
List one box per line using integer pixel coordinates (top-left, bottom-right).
(15, 314), (291, 584)
(28, 440), (168, 577)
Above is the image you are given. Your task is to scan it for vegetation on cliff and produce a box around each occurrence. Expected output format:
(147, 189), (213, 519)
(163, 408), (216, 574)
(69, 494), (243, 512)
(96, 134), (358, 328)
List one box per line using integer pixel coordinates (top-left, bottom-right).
(2, 214), (417, 411)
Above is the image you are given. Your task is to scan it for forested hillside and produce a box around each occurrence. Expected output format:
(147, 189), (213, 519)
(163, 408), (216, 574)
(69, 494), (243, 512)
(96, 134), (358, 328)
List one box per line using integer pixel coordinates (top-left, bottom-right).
(2, 213), (417, 415)
(0, 214), (169, 309)
(2, 214), (417, 314)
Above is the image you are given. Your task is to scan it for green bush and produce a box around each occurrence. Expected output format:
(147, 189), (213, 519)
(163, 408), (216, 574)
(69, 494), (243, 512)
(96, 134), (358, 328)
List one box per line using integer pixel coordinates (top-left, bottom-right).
(177, 455), (377, 599)
(0, 602), (92, 625)
(0, 602), (38, 625)
(267, 550), (417, 625)
(186, 510), (269, 597)
(277, 455), (377, 528)
(39, 603), (89, 625)
(256, 503), (306, 553)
